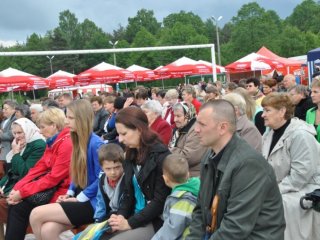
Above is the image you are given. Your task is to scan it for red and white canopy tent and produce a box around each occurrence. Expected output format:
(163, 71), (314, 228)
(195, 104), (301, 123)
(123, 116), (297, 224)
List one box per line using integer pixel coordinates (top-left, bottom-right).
(155, 56), (213, 80)
(74, 62), (135, 86)
(257, 46), (304, 75)
(126, 64), (159, 82)
(46, 70), (75, 89)
(0, 67), (48, 98)
(225, 53), (285, 81)
(197, 60), (226, 73)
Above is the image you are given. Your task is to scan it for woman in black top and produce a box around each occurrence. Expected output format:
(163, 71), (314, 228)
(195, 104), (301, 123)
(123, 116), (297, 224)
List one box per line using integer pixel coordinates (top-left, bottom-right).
(102, 107), (171, 240)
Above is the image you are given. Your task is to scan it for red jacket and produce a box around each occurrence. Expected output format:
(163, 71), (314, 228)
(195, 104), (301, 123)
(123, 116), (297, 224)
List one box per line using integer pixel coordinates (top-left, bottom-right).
(150, 116), (172, 145)
(192, 98), (202, 114)
(14, 128), (72, 203)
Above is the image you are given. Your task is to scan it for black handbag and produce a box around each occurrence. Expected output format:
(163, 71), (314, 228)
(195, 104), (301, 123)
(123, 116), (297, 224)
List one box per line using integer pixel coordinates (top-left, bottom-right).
(300, 189), (320, 212)
(24, 171), (61, 205)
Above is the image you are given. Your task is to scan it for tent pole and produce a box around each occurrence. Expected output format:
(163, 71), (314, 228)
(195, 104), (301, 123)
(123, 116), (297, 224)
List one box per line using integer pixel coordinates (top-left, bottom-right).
(161, 78), (164, 89)
(32, 89), (35, 100)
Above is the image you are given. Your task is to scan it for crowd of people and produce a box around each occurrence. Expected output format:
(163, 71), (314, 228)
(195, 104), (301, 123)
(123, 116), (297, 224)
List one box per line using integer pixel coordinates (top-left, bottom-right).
(0, 72), (319, 240)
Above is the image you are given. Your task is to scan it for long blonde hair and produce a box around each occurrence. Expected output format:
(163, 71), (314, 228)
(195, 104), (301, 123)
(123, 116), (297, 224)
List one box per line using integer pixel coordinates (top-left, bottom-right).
(233, 87), (256, 120)
(67, 100), (94, 188)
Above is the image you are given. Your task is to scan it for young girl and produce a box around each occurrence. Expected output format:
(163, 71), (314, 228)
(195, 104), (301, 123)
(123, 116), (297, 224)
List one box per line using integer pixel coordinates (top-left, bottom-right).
(30, 99), (104, 240)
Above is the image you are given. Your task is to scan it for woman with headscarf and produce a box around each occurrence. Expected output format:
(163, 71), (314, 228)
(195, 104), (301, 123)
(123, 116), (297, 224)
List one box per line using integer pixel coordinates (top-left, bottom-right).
(169, 102), (207, 177)
(0, 118), (46, 232)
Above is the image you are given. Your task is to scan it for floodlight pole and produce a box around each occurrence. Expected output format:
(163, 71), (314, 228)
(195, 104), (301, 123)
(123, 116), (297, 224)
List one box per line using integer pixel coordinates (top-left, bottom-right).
(109, 40), (118, 66)
(212, 16), (223, 66)
(46, 55), (55, 74)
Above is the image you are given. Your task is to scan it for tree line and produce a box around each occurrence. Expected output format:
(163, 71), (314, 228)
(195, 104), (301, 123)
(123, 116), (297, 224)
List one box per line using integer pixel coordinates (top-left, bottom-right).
(0, 0), (319, 80)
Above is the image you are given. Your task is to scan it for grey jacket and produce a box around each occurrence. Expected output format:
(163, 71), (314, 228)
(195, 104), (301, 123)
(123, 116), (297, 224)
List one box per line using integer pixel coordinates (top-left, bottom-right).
(170, 119), (207, 177)
(262, 117), (320, 194)
(237, 115), (262, 152)
(0, 114), (16, 160)
(187, 134), (285, 240)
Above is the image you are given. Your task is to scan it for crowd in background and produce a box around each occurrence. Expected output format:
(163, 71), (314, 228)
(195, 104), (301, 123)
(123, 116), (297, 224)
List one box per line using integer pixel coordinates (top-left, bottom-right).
(0, 70), (319, 240)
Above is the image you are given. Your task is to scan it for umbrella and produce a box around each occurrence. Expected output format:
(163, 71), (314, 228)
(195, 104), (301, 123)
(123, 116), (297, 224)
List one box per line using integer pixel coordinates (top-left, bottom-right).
(225, 53), (285, 73)
(74, 62), (135, 85)
(0, 67), (48, 91)
(197, 60), (226, 73)
(126, 65), (158, 82)
(155, 56), (212, 78)
(46, 70), (75, 89)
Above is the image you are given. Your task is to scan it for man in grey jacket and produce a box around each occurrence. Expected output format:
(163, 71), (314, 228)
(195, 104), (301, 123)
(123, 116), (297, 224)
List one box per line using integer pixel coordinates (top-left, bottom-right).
(186, 99), (285, 240)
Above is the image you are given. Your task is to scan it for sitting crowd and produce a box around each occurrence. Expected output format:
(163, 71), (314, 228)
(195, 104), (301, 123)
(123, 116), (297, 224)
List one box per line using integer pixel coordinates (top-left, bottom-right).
(0, 73), (319, 240)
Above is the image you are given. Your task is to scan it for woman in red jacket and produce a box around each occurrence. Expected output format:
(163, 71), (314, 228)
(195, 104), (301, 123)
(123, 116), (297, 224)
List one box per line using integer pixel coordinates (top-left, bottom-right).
(141, 100), (172, 145)
(5, 107), (72, 240)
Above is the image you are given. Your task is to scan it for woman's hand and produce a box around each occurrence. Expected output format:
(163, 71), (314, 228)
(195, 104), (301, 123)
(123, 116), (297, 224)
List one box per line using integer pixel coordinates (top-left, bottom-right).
(6, 189), (22, 205)
(56, 194), (70, 203)
(62, 197), (78, 202)
(11, 139), (22, 155)
(108, 214), (131, 231)
(56, 194), (77, 203)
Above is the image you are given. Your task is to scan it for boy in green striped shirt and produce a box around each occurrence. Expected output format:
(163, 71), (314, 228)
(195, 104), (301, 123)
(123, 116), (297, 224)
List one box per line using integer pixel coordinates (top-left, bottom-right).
(152, 154), (200, 240)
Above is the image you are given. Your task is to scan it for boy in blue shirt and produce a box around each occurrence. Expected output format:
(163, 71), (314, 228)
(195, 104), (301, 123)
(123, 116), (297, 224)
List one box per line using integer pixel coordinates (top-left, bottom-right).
(94, 143), (125, 222)
(152, 154), (200, 240)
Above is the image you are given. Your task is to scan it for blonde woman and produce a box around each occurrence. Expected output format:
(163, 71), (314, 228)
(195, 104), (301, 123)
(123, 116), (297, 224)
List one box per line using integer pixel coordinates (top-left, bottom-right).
(5, 107), (72, 240)
(30, 100), (104, 240)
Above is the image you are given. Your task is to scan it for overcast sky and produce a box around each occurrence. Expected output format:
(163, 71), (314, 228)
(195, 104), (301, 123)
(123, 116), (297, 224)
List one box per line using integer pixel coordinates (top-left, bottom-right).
(1, 0), (302, 47)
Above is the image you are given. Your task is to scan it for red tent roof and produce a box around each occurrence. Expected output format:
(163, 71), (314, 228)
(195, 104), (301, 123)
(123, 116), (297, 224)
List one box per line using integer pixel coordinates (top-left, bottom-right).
(257, 46), (303, 67)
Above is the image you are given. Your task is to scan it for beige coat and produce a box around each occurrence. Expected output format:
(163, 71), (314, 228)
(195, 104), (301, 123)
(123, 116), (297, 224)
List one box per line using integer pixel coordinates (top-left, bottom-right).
(262, 118), (320, 240)
(170, 119), (207, 177)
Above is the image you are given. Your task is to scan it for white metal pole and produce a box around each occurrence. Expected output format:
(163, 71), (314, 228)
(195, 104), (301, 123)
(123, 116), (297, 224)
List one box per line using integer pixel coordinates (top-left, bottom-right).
(211, 46), (217, 82)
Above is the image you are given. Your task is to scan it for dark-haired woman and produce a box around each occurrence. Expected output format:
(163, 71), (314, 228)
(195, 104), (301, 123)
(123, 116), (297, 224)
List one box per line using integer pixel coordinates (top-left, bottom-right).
(101, 107), (171, 240)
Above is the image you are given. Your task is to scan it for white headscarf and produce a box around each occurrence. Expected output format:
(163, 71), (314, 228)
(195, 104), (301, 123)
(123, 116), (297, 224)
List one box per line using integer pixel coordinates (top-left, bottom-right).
(6, 118), (45, 163)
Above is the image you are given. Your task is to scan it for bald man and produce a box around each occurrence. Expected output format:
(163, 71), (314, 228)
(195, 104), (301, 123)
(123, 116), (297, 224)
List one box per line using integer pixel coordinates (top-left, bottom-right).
(187, 100), (285, 240)
(282, 74), (296, 91)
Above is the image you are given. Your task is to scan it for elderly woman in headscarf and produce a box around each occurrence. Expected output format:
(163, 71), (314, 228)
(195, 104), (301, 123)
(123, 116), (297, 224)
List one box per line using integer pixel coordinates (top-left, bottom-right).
(261, 92), (320, 240)
(141, 100), (172, 145)
(0, 118), (46, 228)
(169, 102), (207, 177)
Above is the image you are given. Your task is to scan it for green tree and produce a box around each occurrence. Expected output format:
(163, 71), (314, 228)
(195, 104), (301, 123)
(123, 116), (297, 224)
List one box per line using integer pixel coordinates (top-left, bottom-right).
(277, 25), (306, 57)
(286, 0), (320, 34)
(128, 27), (158, 68)
(163, 11), (206, 35)
(56, 10), (80, 49)
(126, 9), (161, 43)
(227, 2), (282, 61)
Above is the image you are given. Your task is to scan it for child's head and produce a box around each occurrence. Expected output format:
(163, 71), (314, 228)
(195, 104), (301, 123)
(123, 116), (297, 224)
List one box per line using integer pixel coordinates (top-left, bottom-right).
(162, 154), (189, 187)
(98, 143), (124, 181)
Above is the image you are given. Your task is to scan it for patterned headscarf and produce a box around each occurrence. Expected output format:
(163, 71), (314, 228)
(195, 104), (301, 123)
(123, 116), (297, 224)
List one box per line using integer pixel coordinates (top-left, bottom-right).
(169, 102), (196, 148)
